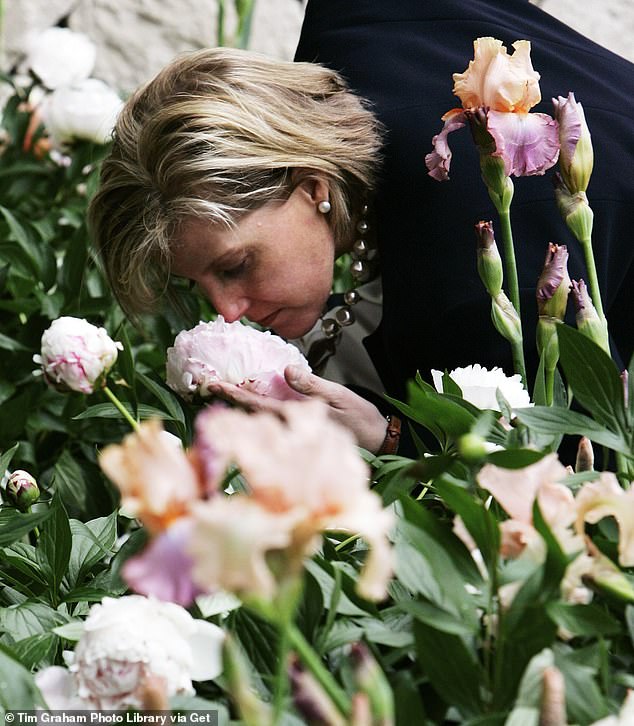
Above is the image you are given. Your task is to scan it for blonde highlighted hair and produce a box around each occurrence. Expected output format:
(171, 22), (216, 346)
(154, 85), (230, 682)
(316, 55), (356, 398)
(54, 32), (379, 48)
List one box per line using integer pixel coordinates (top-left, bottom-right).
(89, 47), (383, 315)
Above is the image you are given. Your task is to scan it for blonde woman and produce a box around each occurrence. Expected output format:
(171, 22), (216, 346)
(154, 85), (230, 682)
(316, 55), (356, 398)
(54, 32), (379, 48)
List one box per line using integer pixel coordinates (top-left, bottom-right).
(90, 0), (634, 455)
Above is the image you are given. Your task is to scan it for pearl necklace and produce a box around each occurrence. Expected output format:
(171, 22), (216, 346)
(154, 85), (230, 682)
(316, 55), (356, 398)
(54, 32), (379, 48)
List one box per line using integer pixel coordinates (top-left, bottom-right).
(321, 204), (378, 340)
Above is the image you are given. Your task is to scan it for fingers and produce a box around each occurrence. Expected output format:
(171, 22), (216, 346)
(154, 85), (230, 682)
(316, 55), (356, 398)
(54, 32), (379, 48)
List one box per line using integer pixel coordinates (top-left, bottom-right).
(284, 365), (343, 403)
(207, 381), (285, 415)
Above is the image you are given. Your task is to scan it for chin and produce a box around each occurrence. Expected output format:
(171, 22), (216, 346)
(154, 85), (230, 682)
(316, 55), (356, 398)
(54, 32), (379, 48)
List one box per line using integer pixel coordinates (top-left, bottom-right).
(273, 313), (320, 340)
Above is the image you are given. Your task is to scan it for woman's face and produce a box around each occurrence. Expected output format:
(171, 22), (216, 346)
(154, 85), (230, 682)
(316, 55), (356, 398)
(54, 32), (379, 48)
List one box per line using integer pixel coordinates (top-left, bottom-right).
(171, 180), (339, 340)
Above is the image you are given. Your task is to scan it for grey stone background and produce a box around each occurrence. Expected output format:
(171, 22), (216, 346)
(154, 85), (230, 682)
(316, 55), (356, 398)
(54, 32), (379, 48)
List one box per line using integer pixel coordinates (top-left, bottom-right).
(2, 0), (633, 94)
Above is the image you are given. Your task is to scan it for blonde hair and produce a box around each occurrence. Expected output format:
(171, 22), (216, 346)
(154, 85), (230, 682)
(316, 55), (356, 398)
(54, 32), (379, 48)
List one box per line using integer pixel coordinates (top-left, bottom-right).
(89, 47), (383, 315)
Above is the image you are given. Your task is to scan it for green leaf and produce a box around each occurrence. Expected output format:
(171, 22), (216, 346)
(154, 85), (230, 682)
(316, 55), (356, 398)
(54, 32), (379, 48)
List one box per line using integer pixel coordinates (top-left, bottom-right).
(485, 449), (546, 469)
(0, 331), (28, 352)
(38, 497), (72, 601)
(9, 633), (58, 670)
(137, 371), (186, 426)
(515, 406), (629, 454)
(413, 620), (483, 719)
(73, 402), (175, 421)
(0, 644), (45, 709)
(546, 602), (622, 637)
(0, 508), (51, 547)
(0, 443), (19, 475)
(557, 324), (628, 434)
(1, 542), (48, 587)
(398, 598), (475, 636)
(505, 649), (554, 726)
(52, 449), (88, 512)
(67, 513), (118, 587)
(433, 477), (500, 568)
(554, 646), (611, 724)
(0, 601), (67, 640)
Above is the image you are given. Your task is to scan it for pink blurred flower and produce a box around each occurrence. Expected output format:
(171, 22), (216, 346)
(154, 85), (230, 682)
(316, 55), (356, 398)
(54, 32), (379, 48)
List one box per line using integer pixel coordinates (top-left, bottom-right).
(477, 453), (572, 525)
(166, 316), (310, 401)
(33, 316), (122, 394)
(35, 596), (224, 709)
(426, 37), (559, 180)
(575, 473), (634, 567)
(99, 419), (201, 534)
(122, 519), (203, 607)
(192, 401), (394, 601)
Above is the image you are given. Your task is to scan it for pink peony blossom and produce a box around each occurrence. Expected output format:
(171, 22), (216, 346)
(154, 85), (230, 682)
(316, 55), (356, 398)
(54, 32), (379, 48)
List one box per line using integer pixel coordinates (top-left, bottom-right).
(166, 316), (311, 401)
(426, 37), (559, 181)
(35, 596), (224, 709)
(33, 316), (122, 394)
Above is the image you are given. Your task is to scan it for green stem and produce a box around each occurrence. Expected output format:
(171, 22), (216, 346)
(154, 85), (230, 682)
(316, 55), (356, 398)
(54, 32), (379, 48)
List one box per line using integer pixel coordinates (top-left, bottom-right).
(104, 385), (139, 431)
(544, 366), (555, 407)
(287, 623), (351, 718)
(498, 209), (527, 386)
(579, 235), (606, 321)
(273, 623), (291, 724)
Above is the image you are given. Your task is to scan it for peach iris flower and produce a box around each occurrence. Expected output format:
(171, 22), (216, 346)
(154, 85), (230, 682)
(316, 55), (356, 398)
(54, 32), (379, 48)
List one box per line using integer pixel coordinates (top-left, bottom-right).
(426, 37), (560, 180)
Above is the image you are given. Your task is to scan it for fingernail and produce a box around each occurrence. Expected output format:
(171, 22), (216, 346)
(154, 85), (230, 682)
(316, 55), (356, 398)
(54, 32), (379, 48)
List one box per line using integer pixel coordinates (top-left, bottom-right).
(286, 366), (305, 386)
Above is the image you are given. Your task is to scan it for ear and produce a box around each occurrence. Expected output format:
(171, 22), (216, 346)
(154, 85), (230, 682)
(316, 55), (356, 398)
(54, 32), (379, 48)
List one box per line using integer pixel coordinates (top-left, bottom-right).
(290, 169), (330, 204)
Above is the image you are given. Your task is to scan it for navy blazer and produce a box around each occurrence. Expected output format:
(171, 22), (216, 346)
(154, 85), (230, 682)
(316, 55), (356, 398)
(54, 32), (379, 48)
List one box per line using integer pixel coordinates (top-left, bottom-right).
(296, 0), (634, 402)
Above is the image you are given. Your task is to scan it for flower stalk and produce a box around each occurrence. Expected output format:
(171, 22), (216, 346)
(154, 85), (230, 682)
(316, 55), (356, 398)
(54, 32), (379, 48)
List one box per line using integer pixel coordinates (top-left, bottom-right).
(104, 385), (140, 431)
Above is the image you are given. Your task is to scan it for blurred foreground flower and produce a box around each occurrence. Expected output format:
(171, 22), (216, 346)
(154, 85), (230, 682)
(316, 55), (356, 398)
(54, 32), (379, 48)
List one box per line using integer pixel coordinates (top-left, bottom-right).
(40, 78), (123, 146)
(426, 37), (559, 181)
(431, 363), (531, 411)
(23, 27), (96, 90)
(33, 316), (122, 394)
(35, 595), (224, 709)
(166, 316), (311, 401)
(99, 402), (394, 605)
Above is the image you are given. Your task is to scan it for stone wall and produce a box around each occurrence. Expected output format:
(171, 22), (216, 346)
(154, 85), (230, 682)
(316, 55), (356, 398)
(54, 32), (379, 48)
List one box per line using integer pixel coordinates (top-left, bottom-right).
(2, 0), (633, 94)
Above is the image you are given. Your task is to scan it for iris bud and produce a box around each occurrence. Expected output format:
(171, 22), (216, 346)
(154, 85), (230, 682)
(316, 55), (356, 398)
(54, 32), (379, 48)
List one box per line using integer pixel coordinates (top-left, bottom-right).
(475, 221), (503, 298)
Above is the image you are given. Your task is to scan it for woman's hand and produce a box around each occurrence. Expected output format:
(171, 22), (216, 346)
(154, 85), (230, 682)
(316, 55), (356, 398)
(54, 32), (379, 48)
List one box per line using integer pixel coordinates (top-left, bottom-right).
(207, 364), (388, 453)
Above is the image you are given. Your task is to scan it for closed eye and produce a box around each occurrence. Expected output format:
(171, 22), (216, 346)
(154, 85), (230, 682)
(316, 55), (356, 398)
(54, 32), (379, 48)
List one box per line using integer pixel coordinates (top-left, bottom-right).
(218, 257), (249, 280)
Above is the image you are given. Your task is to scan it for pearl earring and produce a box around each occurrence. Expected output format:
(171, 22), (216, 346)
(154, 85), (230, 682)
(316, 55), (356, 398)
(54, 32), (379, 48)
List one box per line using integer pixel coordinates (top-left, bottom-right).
(317, 200), (331, 214)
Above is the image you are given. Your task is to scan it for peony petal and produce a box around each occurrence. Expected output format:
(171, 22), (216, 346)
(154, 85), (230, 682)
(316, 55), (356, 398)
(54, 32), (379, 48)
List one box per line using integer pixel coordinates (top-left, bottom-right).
(186, 620), (226, 682)
(425, 109), (466, 181)
(486, 110), (560, 177)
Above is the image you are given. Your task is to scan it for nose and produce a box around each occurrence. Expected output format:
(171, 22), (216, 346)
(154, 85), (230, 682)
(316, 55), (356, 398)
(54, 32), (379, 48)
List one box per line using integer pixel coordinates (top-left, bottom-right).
(197, 279), (250, 323)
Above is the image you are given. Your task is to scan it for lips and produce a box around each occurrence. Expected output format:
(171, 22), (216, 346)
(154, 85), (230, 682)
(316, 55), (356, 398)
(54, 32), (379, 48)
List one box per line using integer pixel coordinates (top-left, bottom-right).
(257, 310), (280, 329)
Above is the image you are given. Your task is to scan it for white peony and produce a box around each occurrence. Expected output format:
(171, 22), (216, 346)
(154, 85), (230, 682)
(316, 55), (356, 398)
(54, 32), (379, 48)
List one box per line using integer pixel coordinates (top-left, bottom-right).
(40, 78), (123, 146)
(23, 27), (96, 90)
(166, 316), (311, 400)
(431, 364), (531, 411)
(33, 316), (122, 394)
(35, 596), (224, 709)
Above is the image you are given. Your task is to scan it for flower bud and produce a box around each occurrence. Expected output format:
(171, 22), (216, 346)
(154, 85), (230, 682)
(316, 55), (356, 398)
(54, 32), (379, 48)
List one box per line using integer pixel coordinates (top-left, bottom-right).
(553, 175), (594, 242)
(491, 292), (522, 346)
(552, 93), (594, 194)
(539, 666), (567, 726)
(458, 433), (490, 462)
(33, 316), (122, 394)
(350, 643), (394, 725)
(5, 470), (39, 512)
(536, 244), (570, 320)
(575, 437), (594, 473)
(475, 221), (503, 297)
(569, 280), (609, 353)
(289, 655), (346, 726)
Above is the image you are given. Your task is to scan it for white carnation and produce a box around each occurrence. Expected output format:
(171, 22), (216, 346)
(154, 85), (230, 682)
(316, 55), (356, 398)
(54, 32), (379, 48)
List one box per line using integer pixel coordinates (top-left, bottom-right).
(431, 364), (531, 411)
